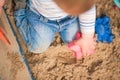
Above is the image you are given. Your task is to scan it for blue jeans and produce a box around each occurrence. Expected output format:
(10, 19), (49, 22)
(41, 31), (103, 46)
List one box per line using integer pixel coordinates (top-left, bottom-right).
(14, 7), (80, 53)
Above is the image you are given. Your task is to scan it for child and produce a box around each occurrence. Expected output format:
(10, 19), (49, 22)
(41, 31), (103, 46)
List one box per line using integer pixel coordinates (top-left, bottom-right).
(3, 0), (96, 57)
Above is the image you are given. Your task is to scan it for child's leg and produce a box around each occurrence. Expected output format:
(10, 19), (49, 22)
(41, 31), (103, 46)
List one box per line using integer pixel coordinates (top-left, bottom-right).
(14, 9), (57, 53)
(60, 17), (80, 43)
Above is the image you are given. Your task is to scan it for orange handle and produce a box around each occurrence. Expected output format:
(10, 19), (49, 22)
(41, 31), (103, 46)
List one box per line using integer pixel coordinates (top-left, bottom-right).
(0, 27), (10, 46)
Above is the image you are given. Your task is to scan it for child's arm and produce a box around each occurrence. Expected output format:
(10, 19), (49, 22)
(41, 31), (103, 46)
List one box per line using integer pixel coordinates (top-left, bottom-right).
(75, 5), (96, 56)
(0, 0), (5, 14)
(79, 5), (96, 36)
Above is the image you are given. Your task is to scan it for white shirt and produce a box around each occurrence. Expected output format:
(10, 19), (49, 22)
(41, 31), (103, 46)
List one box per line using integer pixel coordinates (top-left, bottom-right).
(29, 0), (96, 34)
(29, 0), (68, 20)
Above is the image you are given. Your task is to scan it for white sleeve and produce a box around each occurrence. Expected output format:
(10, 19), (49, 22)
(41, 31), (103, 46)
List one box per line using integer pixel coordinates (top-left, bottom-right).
(79, 5), (96, 34)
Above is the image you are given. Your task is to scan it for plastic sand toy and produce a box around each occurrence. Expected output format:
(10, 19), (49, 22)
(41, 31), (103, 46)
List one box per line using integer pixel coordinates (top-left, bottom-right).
(95, 15), (114, 43)
(68, 32), (82, 59)
(0, 27), (10, 46)
(113, 0), (120, 9)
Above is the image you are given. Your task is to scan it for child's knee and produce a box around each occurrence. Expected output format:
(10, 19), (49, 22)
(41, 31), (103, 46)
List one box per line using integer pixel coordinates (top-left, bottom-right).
(27, 42), (50, 54)
(63, 38), (73, 43)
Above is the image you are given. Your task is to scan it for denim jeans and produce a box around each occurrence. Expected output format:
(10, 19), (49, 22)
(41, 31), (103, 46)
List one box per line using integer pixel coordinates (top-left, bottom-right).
(14, 6), (80, 53)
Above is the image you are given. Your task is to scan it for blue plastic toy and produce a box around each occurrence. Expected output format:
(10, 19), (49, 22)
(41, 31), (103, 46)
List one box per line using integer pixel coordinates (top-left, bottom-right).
(95, 15), (115, 43)
(113, 0), (120, 8)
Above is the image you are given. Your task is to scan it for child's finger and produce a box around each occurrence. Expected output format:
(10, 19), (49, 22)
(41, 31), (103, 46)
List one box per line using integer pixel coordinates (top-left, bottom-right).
(89, 49), (94, 55)
(81, 48), (87, 56)
(91, 45), (95, 49)
(88, 47), (95, 55)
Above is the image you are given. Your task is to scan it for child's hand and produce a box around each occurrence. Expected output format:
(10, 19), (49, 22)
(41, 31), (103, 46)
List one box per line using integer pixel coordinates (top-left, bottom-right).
(0, 0), (5, 14)
(68, 32), (96, 59)
(74, 33), (96, 56)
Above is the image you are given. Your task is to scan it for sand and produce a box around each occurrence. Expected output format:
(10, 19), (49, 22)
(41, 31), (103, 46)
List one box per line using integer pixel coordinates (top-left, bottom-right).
(0, 0), (30, 80)
(0, 0), (120, 80)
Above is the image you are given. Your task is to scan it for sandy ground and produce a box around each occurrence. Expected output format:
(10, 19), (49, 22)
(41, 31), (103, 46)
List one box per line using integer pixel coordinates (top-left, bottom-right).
(0, 0), (120, 80)
(0, 3), (30, 80)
